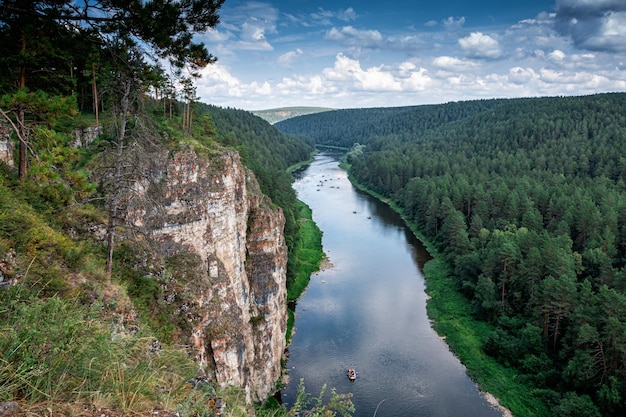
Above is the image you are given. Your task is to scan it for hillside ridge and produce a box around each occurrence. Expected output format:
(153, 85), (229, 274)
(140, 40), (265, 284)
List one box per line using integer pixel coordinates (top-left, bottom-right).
(251, 106), (333, 124)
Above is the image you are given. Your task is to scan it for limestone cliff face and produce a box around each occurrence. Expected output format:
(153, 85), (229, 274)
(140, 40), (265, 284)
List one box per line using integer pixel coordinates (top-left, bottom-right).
(127, 144), (287, 403)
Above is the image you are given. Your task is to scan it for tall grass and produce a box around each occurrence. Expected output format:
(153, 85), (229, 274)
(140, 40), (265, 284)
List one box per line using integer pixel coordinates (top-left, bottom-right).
(0, 288), (199, 414)
(286, 201), (323, 302)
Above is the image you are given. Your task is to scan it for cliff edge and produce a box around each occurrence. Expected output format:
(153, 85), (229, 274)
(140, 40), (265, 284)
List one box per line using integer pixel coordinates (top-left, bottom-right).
(125, 143), (287, 404)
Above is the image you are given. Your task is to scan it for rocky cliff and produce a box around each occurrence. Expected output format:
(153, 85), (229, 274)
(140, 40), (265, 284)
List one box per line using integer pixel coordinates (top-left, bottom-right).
(126, 143), (287, 404)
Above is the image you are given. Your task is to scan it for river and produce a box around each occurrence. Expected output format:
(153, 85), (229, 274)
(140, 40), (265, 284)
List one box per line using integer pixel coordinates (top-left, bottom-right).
(280, 151), (505, 417)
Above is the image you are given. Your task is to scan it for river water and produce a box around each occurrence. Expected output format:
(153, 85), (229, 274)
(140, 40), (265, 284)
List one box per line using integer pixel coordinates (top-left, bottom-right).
(280, 151), (504, 417)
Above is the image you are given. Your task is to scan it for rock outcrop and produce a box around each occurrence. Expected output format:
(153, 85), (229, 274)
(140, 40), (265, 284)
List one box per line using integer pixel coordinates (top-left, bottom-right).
(126, 143), (287, 404)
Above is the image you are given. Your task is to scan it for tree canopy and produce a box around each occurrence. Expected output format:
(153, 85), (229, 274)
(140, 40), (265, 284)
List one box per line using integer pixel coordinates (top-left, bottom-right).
(276, 93), (626, 417)
(0, 0), (224, 80)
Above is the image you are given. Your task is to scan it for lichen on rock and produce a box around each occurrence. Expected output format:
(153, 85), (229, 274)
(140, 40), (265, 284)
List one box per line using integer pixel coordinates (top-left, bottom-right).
(125, 143), (287, 404)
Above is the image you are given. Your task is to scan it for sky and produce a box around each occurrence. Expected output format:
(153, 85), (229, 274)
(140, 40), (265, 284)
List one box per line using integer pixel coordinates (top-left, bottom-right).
(193, 0), (626, 110)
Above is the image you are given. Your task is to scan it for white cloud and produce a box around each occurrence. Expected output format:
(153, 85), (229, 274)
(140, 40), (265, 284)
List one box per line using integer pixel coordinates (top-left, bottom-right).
(213, 2), (278, 52)
(432, 56), (479, 72)
(236, 20), (275, 51)
(310, 7), (358, 26)
(403, 67), (432, 91)
(509, 67), (538, 85)
(459, 32), (503, 59)
(321, 54), (400, 91)
(197, 64), (246, 98)
(337, 7), (358, 22)
(359, 67), (403, 91)
(203, 28), (232, 43)
(324, 26), (384, 48)
(278, 48), (304, 66)
(539, 68), (601, 85)
(322, 53), (362, 81)
(278, 74), (334, 95)
(319, 54), (431, 92)
(548, 50), (566, 61)
(443, 16), (466, 31)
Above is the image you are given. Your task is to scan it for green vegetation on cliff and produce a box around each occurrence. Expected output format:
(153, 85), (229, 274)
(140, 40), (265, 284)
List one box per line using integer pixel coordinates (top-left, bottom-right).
(287, 201), (324, 303)
(0, 98), (337, 416)
(0, 106), (245, 414)
(0, 2), (349, 416)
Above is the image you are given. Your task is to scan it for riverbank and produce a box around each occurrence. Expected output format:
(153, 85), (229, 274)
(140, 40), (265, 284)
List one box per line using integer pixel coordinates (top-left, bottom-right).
(343, 167), (549, 417)
(285, 199), (324, 345)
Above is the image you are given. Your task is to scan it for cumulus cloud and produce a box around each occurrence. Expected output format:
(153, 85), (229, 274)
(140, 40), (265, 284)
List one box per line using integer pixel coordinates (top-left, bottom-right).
(237, 20), (275, 50)
(197, 64), (246, 98)
(320, 54), (398, 91)
(509, 67), (538, 85)
(320, 54), (431, 92)
(253, 54), (431, 101)
(548, 49), (567, 61)
(432, 56), (479, 72)
(195, 63), (279, 109)
(555, 0), (626, 52)
(459, 32), (503, 59)
(403, 67), (432, 91)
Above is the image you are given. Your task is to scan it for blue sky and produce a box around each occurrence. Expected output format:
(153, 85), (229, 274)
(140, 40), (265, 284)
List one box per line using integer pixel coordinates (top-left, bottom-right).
(194, 0), (626, 110)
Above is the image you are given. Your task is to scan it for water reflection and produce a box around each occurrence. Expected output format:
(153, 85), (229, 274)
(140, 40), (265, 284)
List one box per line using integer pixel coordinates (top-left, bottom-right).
(282, 152), (504, 417)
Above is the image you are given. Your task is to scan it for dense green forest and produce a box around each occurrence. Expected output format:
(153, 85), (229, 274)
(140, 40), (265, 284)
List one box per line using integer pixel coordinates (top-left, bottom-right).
(276, 93), (626, 417)
(274, 99), (509, 148)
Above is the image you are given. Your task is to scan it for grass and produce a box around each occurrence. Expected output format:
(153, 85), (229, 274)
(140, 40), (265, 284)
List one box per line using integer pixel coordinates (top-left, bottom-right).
(0, 125), (255, 416)
(286, 200), (324, 302)
(283, 199), (324, 349)
(0, 288), (200, 413)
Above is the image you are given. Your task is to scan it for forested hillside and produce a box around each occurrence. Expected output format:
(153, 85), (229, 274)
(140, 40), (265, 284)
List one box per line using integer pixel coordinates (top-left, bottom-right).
(274, 99), (508, 148)
(276, 93), (626, 417)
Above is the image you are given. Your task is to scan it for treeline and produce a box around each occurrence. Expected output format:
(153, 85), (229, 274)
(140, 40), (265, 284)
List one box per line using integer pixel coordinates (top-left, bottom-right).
(274, 99), (507, 148)
(277, 93), (626, 417)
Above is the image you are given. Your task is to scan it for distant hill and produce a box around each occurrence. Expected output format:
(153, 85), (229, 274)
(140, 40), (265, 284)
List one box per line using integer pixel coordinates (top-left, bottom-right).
(252, 106), (333, 124)
(274, 99), (511, 148)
